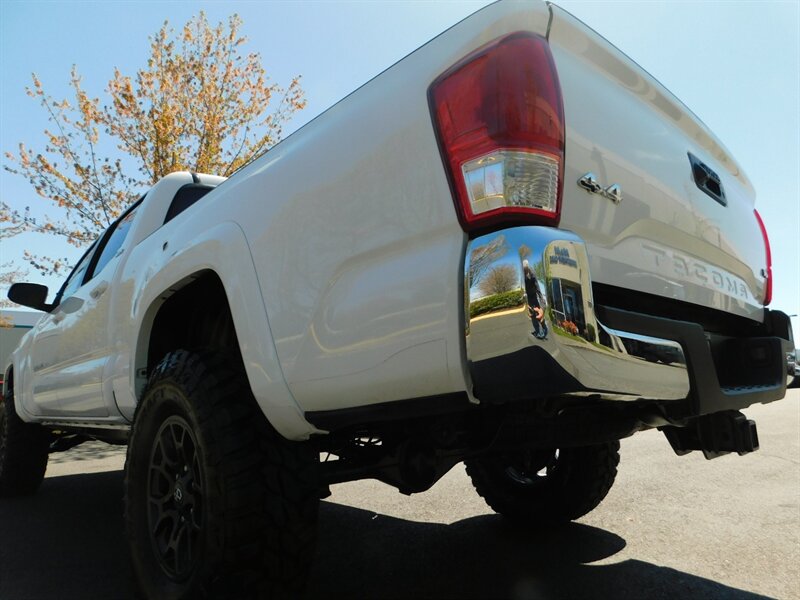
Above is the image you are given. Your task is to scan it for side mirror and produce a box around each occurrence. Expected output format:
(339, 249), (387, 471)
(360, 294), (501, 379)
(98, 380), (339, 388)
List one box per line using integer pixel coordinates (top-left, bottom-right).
(7, 283), (52, 312)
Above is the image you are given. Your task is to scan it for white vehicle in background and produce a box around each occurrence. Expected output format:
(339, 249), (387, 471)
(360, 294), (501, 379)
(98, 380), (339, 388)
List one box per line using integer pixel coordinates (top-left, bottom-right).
(1, 1), (794, 598)
(0, 310), (40, 395)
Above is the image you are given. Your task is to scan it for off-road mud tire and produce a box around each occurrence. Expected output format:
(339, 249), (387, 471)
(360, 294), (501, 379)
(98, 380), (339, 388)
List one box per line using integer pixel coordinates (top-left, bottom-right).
(0, 388), (50, 497)
(465, 441), (620, 526)
(125, 350), (319, 599)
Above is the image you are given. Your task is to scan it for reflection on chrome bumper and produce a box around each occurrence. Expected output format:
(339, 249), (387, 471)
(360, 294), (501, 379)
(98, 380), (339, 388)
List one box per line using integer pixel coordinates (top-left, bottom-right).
(465, 227), (690, 402)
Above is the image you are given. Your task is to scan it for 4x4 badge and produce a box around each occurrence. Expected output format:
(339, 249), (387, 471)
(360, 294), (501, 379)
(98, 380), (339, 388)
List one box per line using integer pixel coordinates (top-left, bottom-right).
(578, 172), (622, 204)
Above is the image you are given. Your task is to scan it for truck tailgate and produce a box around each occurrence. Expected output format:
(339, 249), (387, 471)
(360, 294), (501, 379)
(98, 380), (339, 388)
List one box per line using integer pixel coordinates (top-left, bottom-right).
(548, 5), (767, 322)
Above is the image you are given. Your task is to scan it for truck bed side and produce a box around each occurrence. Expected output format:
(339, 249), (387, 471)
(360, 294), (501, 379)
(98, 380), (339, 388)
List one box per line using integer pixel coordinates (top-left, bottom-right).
(201, 2), (552, 415)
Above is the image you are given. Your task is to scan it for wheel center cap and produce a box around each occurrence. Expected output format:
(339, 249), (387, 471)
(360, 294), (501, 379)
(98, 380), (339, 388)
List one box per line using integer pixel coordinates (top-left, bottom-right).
(173, 483), (184, 504)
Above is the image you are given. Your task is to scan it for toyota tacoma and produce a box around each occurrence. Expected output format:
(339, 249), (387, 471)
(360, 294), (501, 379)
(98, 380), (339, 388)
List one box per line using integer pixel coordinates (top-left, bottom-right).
(1, 1), (795, 598)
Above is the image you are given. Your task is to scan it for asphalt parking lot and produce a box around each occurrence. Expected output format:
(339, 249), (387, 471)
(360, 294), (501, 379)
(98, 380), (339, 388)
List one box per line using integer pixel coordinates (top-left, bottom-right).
(1, 390), (797, 599)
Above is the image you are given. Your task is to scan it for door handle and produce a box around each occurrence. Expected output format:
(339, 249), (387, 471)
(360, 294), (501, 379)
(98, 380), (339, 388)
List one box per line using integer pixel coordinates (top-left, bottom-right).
(90, 281), (109, 299)
(52, 311), (65, 324)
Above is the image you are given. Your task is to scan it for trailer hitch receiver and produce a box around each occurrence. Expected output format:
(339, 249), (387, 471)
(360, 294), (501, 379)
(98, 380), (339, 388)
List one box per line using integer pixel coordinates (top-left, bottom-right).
(661, 410), (759, 460)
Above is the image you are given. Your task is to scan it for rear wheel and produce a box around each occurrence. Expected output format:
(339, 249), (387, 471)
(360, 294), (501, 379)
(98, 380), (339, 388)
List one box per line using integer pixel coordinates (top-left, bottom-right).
(125, 350), (319, 599)
(0, 389), (50, 497)
(465, 441), (620, 526)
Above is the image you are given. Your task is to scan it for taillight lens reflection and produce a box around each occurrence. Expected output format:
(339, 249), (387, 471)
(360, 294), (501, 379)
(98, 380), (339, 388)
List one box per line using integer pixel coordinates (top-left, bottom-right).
(462, 150), (560, 217)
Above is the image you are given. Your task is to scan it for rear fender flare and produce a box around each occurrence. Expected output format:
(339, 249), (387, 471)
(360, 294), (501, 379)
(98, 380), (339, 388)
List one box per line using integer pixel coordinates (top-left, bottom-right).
(130, 221), (318, 440)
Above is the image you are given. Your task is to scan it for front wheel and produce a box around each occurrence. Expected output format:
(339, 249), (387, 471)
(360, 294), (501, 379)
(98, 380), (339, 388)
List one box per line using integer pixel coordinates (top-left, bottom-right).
(464, 441), (620, 526)
(125, 350), (319, 599)
(0, 389), (50, 497)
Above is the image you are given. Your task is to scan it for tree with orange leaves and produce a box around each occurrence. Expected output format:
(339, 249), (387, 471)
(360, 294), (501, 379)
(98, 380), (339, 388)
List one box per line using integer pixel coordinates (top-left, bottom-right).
(2, 12), (306, 276)
(0, 264), (28, 327)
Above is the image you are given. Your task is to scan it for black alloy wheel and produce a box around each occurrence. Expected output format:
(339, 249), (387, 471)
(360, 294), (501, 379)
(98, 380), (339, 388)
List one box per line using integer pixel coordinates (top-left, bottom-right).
(503, 448), (560, 487)
(147, 415), (204, 580)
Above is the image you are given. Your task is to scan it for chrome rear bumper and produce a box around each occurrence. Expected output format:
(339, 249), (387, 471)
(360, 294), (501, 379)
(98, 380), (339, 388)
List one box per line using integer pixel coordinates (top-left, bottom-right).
(465, 226), (790, 412)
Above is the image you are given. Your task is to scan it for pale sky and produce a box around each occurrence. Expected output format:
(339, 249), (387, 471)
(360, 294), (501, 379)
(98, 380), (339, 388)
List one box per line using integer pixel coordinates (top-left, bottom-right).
(1, 0), (798, 333)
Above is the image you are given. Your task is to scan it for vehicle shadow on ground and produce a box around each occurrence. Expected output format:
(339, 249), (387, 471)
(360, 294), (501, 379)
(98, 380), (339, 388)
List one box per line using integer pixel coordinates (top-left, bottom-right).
(0, 470), (129, 600)
(309, 503), (772, 600)
(0, 470), (774, 600)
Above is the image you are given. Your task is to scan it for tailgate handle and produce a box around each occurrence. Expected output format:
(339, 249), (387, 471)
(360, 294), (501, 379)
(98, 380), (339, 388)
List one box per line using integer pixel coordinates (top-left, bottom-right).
(688, 152), (726, 206)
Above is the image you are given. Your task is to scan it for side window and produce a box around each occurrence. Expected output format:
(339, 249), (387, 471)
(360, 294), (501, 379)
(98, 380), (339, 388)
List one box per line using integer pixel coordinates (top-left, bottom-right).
(57, 243), (98, 303)
(91, 207), (139, 278)
(164, 184), (214, 224)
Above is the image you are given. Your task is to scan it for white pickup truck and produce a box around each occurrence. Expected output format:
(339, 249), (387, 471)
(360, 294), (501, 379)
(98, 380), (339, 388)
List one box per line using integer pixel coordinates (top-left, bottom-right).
(1, 2), (795, 598)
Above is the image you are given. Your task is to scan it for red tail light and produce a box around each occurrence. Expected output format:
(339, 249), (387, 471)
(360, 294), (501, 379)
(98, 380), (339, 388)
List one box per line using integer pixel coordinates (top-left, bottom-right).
(429, 32), (565, 232)
(753, 209), (772, 306)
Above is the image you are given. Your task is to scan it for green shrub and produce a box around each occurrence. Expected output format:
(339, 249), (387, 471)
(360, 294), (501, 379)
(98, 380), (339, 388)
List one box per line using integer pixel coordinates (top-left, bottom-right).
(469, 289), (524, 318)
